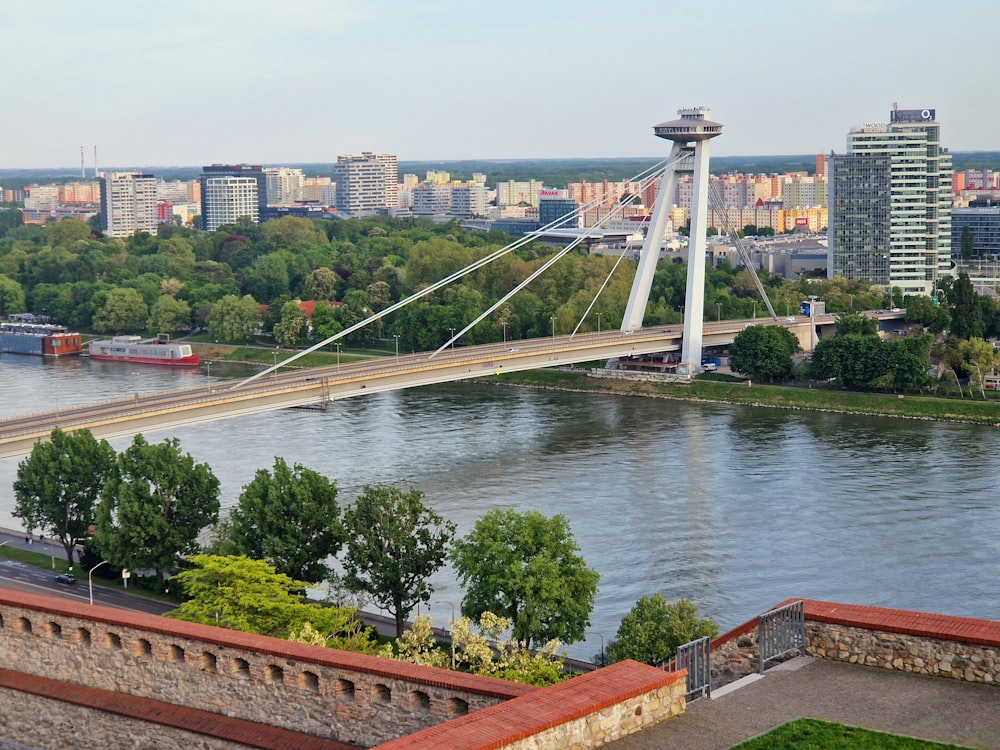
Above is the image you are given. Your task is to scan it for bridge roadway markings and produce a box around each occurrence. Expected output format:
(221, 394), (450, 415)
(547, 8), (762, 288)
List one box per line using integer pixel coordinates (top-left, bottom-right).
(0, 314), (886, 462)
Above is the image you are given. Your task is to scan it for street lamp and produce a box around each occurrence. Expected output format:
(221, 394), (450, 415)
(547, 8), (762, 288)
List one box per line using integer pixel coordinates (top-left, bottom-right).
(393, 334), (400, 359)
(335, 342), (341, 370)
(502, 322), (508, 343)
(586, 631), (605, 666)
(550, 316), (556, 339)
(435, 600), (457, 669)
(89, 560), (109, 606)
(597, 312), (603, 334)
(449, 328), (456, 349)
(131, 371), (138, 402)
(272, 350), (277, 381)
(716, 303), (721, 322)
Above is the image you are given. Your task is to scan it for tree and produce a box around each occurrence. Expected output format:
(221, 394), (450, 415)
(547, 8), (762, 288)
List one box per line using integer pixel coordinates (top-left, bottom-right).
(605, 595), (718, 666)
(303, 267), (341, 301)
(228, 457), (344, 583)
(810, 334), (888, 389)
(13, 428), (117, 568)
(148, 294), (192, 333)
(728, 325), (801, 382)
(835, 313), (878, 337)
(341, 485), (455, 638)
(0, 274), (26, 317)
(167, 555), (375, 649)
(207, 293), (260, 343)
(960, 225), (975, 262)
(93, 287), (148, 333)
(949, 271), (984, 340)
(451, 508), (600, 648)
(273, 300), (306, 347)
(96, 435), (220, 586)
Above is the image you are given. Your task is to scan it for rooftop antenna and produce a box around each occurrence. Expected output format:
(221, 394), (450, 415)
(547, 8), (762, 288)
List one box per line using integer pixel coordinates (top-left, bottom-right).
(93, 145), (98, 178)
(80, 146), (85, 179)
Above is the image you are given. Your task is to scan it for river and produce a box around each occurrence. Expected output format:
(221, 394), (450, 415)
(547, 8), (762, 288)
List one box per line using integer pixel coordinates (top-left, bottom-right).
(2, 352), (999, 660)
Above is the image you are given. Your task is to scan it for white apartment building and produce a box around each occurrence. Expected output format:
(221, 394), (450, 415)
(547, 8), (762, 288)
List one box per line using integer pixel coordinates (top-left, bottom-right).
(829, 107), (952, 295)
(202, 176), (259, 231)
(99, 172), (158, 237)
(496, 180), (543, 207)
(333, 152), (398, 216)
(24, 185), (60, 210)
(411, 183), (452, 216)
(451, 184), (489, 217)
(264, 167), (305, 204)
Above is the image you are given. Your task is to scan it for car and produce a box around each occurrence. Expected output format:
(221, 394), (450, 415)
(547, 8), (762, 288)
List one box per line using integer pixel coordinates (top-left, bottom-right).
(702, 363), (718, 372)
(53, 573), (76, 585)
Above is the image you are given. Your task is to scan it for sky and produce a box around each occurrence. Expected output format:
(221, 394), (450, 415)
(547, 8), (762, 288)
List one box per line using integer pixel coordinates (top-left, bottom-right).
(3, 0), (999, 169)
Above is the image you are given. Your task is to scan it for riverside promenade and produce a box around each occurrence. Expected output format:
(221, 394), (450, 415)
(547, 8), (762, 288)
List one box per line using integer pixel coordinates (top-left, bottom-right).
(608, 655), (1000, 749)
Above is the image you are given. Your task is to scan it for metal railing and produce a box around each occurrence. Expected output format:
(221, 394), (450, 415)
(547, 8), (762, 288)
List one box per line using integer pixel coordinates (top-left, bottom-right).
(758, 600), (805, 674)
(674, 635), (711, 701)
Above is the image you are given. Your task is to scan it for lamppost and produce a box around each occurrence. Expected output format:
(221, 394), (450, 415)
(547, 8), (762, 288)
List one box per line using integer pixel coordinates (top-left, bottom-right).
(131, 371), (138, 402)
(435, 600), (456, 669)
(335, 342), (341, 371)
(393, 334), (400, 359)
(753, 300), (757, 320)
(550, 316), (556, 339)
(502, 322), (507, 343)
(449, 328), (456, 349)
(597, 312), (603, 333)
(586, 631), (605, 666)
(206, 360), (212, 379)
(272, 350), (277, 381)
(89, 560), (109, 606)
(716, 303), (721, 322)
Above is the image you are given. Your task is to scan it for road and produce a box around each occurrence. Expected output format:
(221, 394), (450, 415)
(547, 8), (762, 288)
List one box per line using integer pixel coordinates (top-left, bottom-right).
(0, 528), (174, 616)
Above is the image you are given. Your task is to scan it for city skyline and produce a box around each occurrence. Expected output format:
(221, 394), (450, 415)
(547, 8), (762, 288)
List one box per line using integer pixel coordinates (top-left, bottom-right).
(4, 0), (999, 169)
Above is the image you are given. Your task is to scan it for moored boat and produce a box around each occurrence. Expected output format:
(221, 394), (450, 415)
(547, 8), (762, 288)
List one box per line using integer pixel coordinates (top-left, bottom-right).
(87, 335), (200, 366)
(0, 321), (83, 356)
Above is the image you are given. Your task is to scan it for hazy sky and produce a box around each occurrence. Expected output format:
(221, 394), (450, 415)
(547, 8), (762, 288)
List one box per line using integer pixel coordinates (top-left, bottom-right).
(4, 0), (997, 169)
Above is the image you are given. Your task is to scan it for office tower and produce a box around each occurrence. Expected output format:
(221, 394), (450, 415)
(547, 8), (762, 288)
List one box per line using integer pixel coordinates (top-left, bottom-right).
(199, 165), (267, 229)
(202, 177), (259, 231)
(99, 172), (158, 237)
(333, 152), (398, 216)
(828, 107), (952, 295)
(538, 194), (580, 228)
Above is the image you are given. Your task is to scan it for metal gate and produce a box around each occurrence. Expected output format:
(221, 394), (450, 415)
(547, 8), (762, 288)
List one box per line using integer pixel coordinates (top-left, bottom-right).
(674, 635), (711, 701)
(758, 600), (805, 673)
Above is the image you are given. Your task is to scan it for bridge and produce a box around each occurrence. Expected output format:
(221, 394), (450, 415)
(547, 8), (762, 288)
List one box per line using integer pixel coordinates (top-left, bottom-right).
(0, 317), (840, 461)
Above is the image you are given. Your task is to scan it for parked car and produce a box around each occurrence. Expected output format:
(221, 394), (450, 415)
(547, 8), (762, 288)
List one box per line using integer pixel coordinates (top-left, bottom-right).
(53, 573), (76, 585)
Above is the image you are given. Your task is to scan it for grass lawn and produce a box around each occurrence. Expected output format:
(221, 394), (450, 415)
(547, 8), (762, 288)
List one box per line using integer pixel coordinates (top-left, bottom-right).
(731, 718), (966, 749)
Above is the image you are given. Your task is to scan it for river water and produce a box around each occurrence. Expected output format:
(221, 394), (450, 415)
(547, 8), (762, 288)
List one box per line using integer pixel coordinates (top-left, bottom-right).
(2, 352), (999, 660)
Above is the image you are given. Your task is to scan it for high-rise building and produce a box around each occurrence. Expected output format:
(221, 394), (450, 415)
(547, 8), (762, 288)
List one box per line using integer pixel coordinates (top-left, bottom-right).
(202, 176), (259, 231)
(99, 172), (158, 237)
(828, 107), (952, 295)
(264, 167), (305, 204)
(199, 165), (267, 229)
(333, 152), (398, 216)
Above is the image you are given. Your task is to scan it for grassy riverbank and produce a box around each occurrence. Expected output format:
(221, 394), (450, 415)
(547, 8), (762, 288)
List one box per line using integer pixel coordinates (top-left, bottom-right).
(191, 341), (1000, 427)
(490, 368), (1000, 426)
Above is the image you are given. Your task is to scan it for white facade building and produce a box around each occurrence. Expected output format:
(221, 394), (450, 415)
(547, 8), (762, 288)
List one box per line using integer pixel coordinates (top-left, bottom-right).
(264, 167), (305, 204)
(100, 172), (158, 237)
(202, 176), (259, 231)
(333, 152), (398, 216)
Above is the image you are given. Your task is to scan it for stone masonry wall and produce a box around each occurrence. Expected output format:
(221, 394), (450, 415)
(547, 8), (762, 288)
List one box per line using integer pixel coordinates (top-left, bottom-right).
(806, 622), (1000, 684)
(0, 590), (532, 748)
(498, 678), (687, 750)
(0, 687), (251, 750)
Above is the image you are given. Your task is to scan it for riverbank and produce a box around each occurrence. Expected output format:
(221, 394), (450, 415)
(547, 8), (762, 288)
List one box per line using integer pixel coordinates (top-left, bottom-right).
(488, 368), (1000, 427)
(191, 341), (1000, 427)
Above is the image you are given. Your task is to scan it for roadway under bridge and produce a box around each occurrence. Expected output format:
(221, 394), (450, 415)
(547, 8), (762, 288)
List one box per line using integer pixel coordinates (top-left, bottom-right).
(0, 312), (907, 461)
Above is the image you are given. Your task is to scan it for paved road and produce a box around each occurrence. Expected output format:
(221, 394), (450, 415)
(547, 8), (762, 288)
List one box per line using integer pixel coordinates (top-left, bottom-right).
(608, 656), (1000, 749)
(0, 527), (174, 615)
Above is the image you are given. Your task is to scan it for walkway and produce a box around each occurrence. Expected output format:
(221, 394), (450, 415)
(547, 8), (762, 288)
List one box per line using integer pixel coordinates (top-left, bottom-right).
(608, 656), (1000, 749)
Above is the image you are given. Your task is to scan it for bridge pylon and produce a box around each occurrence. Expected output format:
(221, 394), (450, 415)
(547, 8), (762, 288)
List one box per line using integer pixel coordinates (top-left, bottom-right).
(621, 107), (723, 376)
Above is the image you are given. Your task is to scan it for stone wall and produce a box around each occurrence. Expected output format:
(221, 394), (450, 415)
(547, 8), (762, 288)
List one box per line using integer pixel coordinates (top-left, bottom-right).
(0, 589), (531, 748)
(377, 660), (687, 750)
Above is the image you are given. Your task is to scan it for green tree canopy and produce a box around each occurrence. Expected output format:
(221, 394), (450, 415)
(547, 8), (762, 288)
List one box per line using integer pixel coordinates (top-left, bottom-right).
(148, 294), (192, 333)
(341, 485), (455, 638)
(728, 324), (801, 382)
(13, 428), (117, 568)
(605, 595), (719, 666)
(93, 286), (148, 333)
(96, 435), (220, 586)
(835, 313), (878, 337)
(167, 555), (374, 648)
(273, 300), (306, 347)
(949, 271), (984, 340)
(451, 508), (600, 648)
(228, 457), (344, 583)
(0, 274), (26, 317)
(810, 334), (888, 388)
(207, 293), (260, 343)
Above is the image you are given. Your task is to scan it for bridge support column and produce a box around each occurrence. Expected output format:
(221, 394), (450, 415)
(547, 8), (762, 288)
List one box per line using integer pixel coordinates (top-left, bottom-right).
(621, 108), (723, 378)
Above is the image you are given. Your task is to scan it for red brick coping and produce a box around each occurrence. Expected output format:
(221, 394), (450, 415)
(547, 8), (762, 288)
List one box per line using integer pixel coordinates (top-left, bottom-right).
(712, 598), (1000, 650)
(0, 668), (357, 750)
(375, 660), (685, 750)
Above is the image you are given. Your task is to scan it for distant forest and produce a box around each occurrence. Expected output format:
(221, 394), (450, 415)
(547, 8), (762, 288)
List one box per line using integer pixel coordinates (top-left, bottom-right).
(3, 153), (1000, 190)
